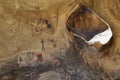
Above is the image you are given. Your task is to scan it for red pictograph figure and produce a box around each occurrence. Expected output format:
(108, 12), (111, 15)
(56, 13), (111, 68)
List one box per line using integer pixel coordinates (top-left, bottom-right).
(35, 53), (43, 63)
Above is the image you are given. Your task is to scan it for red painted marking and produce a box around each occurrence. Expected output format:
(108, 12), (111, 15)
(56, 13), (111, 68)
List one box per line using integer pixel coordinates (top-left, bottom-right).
(53, 43), (57, 47)
(34, 26), (39, 32)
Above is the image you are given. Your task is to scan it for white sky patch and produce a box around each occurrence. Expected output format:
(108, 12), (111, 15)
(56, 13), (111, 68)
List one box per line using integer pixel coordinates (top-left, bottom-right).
(88, 27), (112, 45)
(72, 27), (112, 45)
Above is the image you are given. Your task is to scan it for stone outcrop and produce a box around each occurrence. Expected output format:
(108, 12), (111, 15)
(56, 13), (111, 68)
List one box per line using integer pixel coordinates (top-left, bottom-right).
(0, 0), (120, 79)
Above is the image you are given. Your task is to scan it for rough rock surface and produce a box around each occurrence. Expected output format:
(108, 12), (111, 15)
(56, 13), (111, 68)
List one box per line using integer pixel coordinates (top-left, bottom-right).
(0, 0), (120, 80)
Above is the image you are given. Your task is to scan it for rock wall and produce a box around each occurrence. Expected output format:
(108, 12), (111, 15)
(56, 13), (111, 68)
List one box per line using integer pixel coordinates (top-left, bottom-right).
(0, 0), (120, 76)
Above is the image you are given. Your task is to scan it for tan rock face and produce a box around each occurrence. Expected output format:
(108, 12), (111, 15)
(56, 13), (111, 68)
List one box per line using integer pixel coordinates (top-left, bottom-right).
(0, 0), (69, 59)
(0, 0), (120, 73)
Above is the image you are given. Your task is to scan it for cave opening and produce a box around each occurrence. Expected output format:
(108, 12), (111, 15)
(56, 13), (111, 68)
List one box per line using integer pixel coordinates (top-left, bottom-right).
(66, 5), (113, 49)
